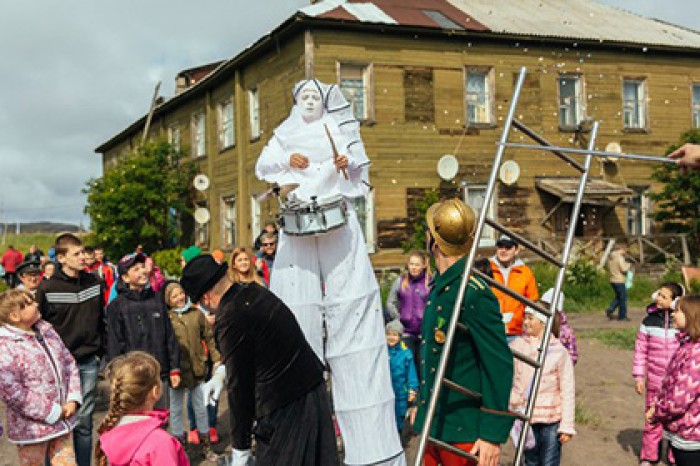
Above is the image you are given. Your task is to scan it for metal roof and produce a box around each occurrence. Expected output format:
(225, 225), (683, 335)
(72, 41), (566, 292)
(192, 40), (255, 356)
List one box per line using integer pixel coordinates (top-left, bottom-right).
(301, 0), (700, 49)
(536, 177), (634, 204)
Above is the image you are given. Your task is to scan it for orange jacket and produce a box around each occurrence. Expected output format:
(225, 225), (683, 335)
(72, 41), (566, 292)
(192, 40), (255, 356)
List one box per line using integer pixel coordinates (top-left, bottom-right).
(489, 259), (539, 336)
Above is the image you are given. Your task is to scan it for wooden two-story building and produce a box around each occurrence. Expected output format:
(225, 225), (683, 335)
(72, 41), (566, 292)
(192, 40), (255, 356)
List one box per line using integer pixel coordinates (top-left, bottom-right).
(95, 0), (700, 266)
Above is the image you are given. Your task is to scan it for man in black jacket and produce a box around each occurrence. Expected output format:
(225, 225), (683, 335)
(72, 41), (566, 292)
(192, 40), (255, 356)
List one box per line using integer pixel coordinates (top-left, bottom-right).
(181, 255), (337, 466)
(106, 253), (181, 408)
(36, 233), (104, 466)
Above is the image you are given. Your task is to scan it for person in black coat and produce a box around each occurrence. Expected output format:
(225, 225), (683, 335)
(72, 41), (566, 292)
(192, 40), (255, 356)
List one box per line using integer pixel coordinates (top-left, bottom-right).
(180, 255), (337, 466)
(106, 253), (181, 409)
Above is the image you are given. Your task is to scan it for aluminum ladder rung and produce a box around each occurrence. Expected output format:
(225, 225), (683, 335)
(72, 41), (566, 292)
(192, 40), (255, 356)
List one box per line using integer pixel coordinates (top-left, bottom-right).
(511, 349), (541, 369)
(511, 119), (585, 172)
(443, 378), (482, 402)
(471, 269), (553, 318)
(485, 219), (564, 268)
(427, 438), (478, 462)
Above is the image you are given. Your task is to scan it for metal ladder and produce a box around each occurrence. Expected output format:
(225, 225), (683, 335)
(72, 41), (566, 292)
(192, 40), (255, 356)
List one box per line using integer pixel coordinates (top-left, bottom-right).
(414, 66), (599, 466)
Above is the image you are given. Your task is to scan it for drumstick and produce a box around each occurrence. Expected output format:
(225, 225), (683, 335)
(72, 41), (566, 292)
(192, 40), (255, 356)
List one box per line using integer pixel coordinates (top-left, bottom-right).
(324, 123), (349, 180)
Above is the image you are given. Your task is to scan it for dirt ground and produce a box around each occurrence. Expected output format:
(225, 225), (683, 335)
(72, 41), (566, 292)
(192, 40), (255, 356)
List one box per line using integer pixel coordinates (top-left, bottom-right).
(0, 307), (672, 465)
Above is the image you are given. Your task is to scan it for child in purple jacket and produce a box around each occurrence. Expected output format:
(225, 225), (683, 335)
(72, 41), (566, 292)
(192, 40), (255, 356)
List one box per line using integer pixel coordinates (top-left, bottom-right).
(0, 289), (82, 465)
(96, 351), (189, 466)
(634, 282), (684, 466)
(648, 295), (700, 466)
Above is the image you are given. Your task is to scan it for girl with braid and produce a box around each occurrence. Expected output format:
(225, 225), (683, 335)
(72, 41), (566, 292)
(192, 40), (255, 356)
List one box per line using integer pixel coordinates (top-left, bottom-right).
(95, 351), (190, 466)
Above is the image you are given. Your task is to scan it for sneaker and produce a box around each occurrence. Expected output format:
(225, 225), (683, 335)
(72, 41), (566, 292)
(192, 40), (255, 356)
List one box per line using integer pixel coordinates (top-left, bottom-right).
(605, 309), (614, 320)
(208, 427), (219, 444)
(187, 429), (200, 445)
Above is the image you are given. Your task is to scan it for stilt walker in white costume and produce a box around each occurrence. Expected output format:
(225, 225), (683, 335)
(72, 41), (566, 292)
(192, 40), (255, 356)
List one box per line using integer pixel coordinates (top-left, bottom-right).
(256, 79), (406, 466)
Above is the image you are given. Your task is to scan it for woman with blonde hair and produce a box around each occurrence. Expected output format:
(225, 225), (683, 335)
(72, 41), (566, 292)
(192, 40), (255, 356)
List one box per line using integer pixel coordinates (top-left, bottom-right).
(229, 247), (264, 286)
(95, 351), (189, 466)
(385, 250), (432, 373)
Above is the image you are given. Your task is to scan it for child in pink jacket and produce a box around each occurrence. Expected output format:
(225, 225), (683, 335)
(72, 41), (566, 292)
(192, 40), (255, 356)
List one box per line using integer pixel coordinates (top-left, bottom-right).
(0, 289), (83, 465)
(96, 351), (190, 466)
(633, 282), (684, 466)
(648, 295), (700, 466)
(510, 303), (576, 466)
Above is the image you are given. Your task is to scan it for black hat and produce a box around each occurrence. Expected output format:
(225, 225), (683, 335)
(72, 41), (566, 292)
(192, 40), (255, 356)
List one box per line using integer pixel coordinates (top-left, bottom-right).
(496, 234), (517, 248)
(17, 260), (42, 275)
(180, 255), (229, 303)
(117, 253), (147, 275)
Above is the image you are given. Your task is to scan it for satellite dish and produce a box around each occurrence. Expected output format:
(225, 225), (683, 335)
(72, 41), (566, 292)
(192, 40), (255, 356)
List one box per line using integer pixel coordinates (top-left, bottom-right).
(437, 155), (459, 181)
(193, 174), (210, 192)
(499, 160), (521, 185)
(605, 142), (622, 163)
(194, 207), (210, 224)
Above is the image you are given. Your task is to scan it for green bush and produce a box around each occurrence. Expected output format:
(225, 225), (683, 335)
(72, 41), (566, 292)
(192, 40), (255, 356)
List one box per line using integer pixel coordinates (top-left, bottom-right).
(531, 261), (656, 313)
(152, 247), (184, 278)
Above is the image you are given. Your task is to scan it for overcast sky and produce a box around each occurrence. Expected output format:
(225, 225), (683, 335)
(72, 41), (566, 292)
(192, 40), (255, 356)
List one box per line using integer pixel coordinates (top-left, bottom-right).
(0, 0), (697, 226)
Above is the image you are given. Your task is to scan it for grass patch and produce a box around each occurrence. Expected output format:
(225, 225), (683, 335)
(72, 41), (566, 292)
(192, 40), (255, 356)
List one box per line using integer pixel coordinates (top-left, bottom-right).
(531, 262), (656, 314)
(579, 327), (638, 351)
(575, 400), (601, 427)
(1, 233), (58, 256)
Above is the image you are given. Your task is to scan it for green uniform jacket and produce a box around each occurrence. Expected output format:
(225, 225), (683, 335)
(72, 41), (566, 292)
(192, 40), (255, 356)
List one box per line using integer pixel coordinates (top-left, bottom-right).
(414, 256), (514, 444)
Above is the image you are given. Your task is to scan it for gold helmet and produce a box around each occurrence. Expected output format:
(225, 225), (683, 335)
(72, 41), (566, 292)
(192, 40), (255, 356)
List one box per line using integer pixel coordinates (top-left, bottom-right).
(426, 198), (477, 256)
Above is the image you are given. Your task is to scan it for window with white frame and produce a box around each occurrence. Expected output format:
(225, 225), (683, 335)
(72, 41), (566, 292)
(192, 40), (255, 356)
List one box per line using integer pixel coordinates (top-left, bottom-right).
(558, 74), (585, 128)
(627, 188), (651, 236)
(352, 192), (376, 253)
(191, 112), (206, 157)
(465, 67), (494, 125)
(623, 79), (647, 129)
(463, 184), (497, 245)
(221, 195), (236, 248)
(248, 88), (260, 140)
(168, 126), (181, 151)
(339, 63), (371, 120)
(692, 84), (700, 128)
(219, 99), (235, 150)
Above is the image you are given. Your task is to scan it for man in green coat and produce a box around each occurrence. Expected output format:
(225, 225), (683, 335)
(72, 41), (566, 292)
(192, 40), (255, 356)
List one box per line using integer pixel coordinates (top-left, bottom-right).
(413, 198), (514, 466)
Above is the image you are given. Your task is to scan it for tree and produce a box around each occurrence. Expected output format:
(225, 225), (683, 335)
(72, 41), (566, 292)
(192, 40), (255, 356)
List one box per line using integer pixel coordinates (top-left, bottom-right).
(83, 141), (196, 259)
(650, 129), (700, 259)
(402, 189), (441, 252)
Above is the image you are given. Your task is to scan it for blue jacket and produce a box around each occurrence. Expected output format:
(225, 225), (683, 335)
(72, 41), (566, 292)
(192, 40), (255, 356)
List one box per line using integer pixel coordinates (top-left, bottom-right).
(388, 341), (419, 429)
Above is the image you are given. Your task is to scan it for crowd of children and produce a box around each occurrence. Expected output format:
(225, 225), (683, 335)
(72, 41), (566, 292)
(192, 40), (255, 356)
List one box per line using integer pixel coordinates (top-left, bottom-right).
(2, 230), (700, 466)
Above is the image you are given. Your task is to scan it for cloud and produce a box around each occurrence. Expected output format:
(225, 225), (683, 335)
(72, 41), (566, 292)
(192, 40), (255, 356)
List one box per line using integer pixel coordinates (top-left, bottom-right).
(1, 0), (697, 226)
(0, 0), (307, 225)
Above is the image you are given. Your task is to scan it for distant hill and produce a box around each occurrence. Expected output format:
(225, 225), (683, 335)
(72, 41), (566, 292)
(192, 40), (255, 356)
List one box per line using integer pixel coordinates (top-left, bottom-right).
(1, 222), (80, 234)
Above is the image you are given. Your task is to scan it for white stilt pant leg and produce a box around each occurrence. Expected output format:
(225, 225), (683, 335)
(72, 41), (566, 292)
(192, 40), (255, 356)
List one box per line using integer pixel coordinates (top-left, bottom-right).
(319, 212), (405, 466)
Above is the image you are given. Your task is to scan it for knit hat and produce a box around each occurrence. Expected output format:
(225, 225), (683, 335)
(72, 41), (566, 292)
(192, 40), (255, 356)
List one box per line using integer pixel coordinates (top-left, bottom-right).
(180, 255), (228, 303)
(541, 288), (565, 312)
(211, 249), (225, 263)
(181, 246), (202, 264)
(524, 306), (547, 324)
(386, 319), (404, 335)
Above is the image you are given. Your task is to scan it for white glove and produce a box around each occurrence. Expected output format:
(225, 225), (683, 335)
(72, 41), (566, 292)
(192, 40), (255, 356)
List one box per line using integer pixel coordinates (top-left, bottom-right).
(203, 365), (226, 406)
(231, 448), (255, 466)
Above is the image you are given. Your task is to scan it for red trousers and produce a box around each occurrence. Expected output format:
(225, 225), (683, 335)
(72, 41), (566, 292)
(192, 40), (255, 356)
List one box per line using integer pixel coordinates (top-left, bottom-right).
(424, 442), (476, 466)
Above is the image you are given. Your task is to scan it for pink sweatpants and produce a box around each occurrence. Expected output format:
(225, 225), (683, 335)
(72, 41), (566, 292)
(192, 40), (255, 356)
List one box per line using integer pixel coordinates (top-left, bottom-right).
(643, 389), (674, 463)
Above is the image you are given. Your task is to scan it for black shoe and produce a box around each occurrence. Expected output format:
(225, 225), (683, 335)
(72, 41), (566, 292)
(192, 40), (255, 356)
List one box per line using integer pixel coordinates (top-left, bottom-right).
(605, 309), (614, 320)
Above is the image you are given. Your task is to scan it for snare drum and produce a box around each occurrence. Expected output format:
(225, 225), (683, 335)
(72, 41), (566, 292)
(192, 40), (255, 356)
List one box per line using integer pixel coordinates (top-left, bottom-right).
(280, 195), (348, 236)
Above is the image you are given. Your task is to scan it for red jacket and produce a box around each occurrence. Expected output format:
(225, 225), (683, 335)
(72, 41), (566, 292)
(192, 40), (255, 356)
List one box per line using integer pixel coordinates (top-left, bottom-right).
(1, 248), (23, 273)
